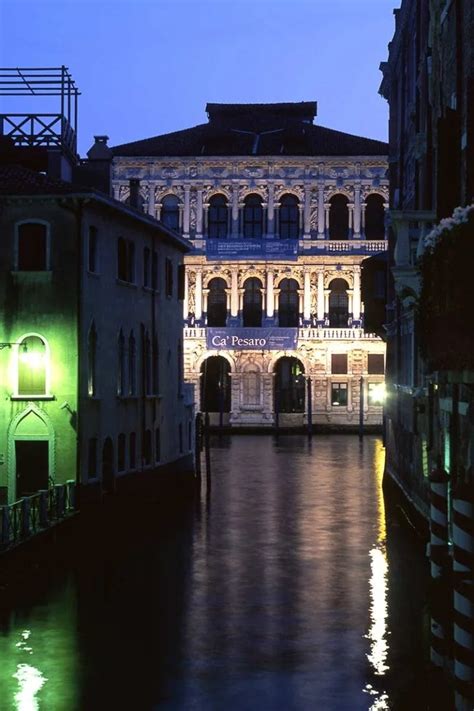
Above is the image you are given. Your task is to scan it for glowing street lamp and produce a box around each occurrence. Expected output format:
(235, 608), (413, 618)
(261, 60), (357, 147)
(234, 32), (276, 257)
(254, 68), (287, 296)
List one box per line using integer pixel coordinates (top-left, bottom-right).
(368, 383), (386, 406)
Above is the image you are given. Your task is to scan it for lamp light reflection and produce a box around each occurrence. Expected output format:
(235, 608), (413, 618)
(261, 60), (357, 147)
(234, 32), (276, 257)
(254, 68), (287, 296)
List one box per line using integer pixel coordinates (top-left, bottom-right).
(13, 630), (48, 711)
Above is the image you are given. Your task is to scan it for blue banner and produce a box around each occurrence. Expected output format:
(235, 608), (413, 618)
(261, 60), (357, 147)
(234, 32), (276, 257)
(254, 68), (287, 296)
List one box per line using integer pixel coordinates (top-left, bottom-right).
(206, 239), (298, 261)
(207, 328), (298, 351)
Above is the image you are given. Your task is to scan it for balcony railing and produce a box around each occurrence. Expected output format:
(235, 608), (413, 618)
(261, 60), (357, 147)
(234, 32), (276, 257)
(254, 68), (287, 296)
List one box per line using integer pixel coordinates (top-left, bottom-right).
(0, 481), (77, 552)
(0, 113), (77, 155)
(184, 327), (379, 341)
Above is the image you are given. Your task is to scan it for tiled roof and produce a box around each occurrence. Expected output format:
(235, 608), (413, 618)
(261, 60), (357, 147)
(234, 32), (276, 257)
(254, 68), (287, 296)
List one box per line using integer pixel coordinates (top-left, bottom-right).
(112, 103), (387, 158)
(0, 165), (83, 195)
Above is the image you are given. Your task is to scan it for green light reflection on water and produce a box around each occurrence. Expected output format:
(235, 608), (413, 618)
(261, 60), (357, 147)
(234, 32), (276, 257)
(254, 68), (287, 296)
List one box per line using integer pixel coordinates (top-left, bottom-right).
(0, 586), (78, 711)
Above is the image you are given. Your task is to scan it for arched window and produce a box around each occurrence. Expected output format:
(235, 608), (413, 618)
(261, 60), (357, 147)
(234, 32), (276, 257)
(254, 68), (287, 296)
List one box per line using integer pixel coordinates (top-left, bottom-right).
(274, 357), (305, 413)
(129, 432), (136, 469)
(143, 429), (152, 466)
(243, 194), (264, 238)
(17, 335), (48, 396)
(208, 194), (229, 238)
(207, 278), (227, 326)
(117, 329), (125, 396)
(243, 277), (263, 327)
(278, 278), (299, 327)
(102, 437), (114, 493)
(329, 194), (349, 240)
(152, 335), (159, 394)
(328, 279), (349, 327)
(279, 194), (299, 239)
(365, 194), (385, 240)
(242, 366), (261, 408)
(17, 222), (48, 271)
(128, 331), (136, 395)
(88, 323), (97, 397)
(200, 356), (231, 413)
(144, 330), (152, 395)
(161, 195), (180, 231)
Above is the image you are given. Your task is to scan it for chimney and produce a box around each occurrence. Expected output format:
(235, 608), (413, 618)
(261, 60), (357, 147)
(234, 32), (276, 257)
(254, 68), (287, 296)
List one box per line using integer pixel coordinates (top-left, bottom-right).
(75, 135), (113, 195)
(129, 178), (141, 209)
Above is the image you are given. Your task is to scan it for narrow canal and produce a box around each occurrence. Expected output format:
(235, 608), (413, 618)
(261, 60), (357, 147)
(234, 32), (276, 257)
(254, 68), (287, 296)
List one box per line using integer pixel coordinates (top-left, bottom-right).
(0, 436), (439, 710)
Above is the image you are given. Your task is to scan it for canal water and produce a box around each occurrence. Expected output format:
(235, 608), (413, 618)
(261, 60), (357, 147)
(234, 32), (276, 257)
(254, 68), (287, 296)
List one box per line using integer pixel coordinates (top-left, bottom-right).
(0, 436), (439, 710)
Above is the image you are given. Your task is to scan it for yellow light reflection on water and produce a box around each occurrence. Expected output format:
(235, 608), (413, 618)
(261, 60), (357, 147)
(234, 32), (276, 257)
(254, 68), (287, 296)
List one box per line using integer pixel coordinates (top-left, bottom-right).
(364, 439), (390, 710)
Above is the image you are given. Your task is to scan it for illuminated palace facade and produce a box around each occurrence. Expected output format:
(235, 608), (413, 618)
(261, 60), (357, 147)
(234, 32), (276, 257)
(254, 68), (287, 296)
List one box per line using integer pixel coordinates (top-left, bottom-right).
(112, 103), (388, 429)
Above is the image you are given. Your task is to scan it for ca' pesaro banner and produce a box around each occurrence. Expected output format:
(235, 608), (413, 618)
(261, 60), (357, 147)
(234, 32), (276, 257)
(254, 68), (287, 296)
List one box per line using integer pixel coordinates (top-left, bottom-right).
(207, 328), (298, 351)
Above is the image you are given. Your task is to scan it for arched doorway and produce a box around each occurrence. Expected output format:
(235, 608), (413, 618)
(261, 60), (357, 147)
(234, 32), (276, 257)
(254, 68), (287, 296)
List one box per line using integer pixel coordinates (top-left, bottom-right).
(274, 357), (305, 413)
(200, 356), (231, 413)
(365, 194), (385, 239)
(278, 278), (299, 327)
(102, 437), (115, 494)
(329, 194), (349, 239)
(243, 277), (263, 327)
(207, 278), (227, 326)
(9, 406), (53, 500)
(328, 279), (349, 327)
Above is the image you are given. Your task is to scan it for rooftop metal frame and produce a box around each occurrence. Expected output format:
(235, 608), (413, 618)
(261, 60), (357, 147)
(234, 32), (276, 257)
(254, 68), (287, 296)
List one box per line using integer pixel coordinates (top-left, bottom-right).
(0, 66), (80, 156)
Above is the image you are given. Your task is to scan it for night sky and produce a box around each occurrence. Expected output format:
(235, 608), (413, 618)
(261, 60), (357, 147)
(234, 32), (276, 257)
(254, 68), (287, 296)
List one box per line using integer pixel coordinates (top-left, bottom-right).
(1, 0), (396, 155)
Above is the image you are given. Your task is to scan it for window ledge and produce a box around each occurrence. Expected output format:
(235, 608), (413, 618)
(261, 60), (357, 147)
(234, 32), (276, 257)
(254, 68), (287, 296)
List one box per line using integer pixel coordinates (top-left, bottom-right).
(11, 394), (55, 401)
(143, 286), (160, 294)
(11, 271), (52, 283)
(116, 278), (137, 289)
(87, 270), (101, 278)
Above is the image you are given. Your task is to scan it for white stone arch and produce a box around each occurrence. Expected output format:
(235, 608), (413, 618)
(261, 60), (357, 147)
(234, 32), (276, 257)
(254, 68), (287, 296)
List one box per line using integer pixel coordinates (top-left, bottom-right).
(274, 186), (304, 203)
(119, 185), (148, 206)
(239, 270), (265, 289)
(324, 272), (353, 289)
(239, 186), (268, 203)
(325, 188), (353, 202)
(361, 187), (389, 202)
(7, 403), (55, 503)
(274, 272), (303, 289)
(240, 358), (263, 409)
(157, 188), (183, 205)
(14, 218), (51, 271)
(203, 272), (230, 289)
(195, 350), (235, 373)
(13, 332), (52, 398)
(266, 352), (309, 375)
(204, 187), (231, 203)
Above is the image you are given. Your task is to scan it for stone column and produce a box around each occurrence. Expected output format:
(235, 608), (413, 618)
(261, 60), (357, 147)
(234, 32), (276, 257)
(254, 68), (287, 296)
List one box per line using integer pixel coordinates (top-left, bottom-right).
(303, 185), (312, 239)
(267, 184), (275, 237)
(353, 266), (361, 324)
(298, 290), (304, 324)
(303, 268), (311, 323)
(361, 203), (366, 234)
(298, 205), (304, 239)
(348, 203), (354, 235)
(147, 183), (156, 217)
(324, 204), (330, 234)
(231, 184), (240, 237)
(113, 184), (121, 201)
(196, 187), (203, 237)
(324, 290), (330, 319)
(318, 183), (325, 239)
(353, 184), (361, 238)
(230, 268), (239, 324)
(183, 185), (191, 237)
(195, 268), (203, 323)
(202, 288), (209, 323)
(266, 269), (275, 321)
(317, 270), (325, 324)
(183, 269), (189, 322)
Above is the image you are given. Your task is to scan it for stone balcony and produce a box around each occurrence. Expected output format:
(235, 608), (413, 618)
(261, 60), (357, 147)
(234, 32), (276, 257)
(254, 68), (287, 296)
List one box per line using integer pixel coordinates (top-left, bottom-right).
(184, 327), (379, 341)
(190, 237), (388, 260)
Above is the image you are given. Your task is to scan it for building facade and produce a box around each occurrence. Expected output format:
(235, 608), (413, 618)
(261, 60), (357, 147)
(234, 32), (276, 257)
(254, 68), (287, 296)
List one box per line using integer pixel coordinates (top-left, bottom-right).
(0, 164), (193, 505)
(380, 2), (474, 705)
(112, 102), (388, 429)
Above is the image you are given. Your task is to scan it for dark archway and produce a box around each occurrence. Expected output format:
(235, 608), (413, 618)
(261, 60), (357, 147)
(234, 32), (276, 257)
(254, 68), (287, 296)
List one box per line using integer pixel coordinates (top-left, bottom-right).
(102, 437), (115, 493)
(208, 194), (229, 238)
(274, 357), (305, 413)
(328, 278), (349, 327)
(243, 277), (263, 327)
(329, 194), (349, 240)
(279, 194), (299, 239)
(200, 356), (231, 413)
(365, 194), (385, 239)
(278, 278), (299, 327)
(207, 278), (227, 326)
(243, 194), (264, 238)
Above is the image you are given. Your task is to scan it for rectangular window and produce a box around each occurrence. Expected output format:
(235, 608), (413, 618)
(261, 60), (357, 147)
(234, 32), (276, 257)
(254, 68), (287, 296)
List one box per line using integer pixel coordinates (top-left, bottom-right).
(88, 226), (98, 273)
(118, 433), (126, 472)
(368, 353), (385, 375)
(331, 354), (348, 374)
(331, 383), (348, 406)
(165, 257), (173, 297)
(88, 438), (97, 479)
(155, 428), (161, 463)
(128, 241), (135, 283)
(152, 251), (159, 290)
(17, 223), (48, 271)
(129, 432), (136, 470)
(143, 247), (150, 287)
(178, 264), (185, 300)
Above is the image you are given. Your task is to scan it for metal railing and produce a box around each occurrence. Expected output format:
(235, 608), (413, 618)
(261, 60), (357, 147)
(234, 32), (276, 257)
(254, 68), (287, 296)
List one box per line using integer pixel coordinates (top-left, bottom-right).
(0, 113), (77, 155)
(0, 481), (77, 551)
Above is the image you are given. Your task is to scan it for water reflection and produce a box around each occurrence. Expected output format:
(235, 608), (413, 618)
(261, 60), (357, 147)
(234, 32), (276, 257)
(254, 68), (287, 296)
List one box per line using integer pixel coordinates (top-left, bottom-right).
(0, 435), (431, 710)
